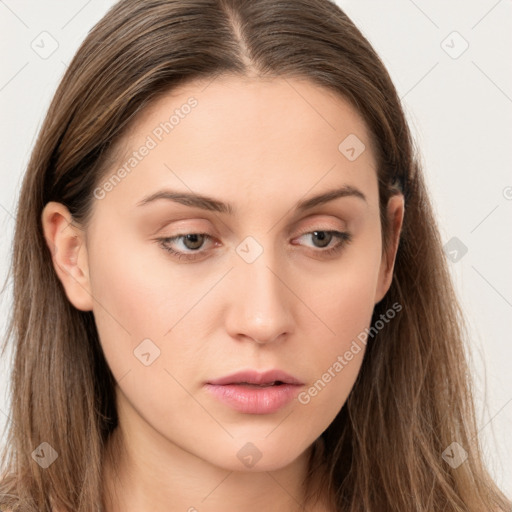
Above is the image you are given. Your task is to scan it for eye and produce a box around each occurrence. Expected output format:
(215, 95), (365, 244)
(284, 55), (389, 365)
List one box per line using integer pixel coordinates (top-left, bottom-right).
(157, 233), (214, 261)
(293, 230), (352, 257)
(156, 229), (353, 262)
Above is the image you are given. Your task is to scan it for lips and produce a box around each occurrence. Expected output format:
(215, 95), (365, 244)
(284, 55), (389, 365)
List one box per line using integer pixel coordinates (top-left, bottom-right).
(206, 369), (304, 387)
(204, 370), (304, 414)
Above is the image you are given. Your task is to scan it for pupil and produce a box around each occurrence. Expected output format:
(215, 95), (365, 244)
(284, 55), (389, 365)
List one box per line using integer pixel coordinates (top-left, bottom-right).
(185, 234), (203, 250)
(313, 231), (331, 248)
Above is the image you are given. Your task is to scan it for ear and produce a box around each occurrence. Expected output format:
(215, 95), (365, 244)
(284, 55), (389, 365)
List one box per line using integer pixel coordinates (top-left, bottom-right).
(41, 201), (93, 311)
(374, 194), (404, 304)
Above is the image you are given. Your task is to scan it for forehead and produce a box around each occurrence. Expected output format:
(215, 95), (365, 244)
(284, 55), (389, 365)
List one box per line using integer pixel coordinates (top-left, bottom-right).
(95, 75), (378, 213)
(113, 74), (374, 158)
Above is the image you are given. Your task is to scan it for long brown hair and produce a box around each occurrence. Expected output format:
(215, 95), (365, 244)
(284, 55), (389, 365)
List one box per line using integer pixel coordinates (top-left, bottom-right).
(1, 0), (510, 510)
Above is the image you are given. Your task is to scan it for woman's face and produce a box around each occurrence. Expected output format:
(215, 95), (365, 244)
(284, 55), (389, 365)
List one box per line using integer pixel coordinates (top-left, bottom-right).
(44, 76), (403, 472)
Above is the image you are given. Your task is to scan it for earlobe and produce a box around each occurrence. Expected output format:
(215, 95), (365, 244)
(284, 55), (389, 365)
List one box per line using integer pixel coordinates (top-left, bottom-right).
(374, 194), (405, 304)
(41, 201), (94, 311)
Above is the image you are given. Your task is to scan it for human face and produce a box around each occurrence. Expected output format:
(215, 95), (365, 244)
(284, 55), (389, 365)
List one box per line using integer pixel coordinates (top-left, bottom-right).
(44, 75), (402, 473)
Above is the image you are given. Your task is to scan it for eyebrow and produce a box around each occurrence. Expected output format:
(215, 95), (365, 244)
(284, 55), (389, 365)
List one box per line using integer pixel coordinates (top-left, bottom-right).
(136, 185), (367, 214)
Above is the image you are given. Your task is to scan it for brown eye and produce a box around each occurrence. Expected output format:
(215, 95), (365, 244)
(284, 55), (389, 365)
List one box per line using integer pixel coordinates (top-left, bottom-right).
(157, 233), (214, 261)
(309, 231), (333, 248)
(294, 230), (352, 257)
(180, 233), (206, 250)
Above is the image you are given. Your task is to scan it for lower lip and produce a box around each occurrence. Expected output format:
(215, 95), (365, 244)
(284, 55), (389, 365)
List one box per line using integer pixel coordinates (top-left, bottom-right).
(204, 383), (302, 414)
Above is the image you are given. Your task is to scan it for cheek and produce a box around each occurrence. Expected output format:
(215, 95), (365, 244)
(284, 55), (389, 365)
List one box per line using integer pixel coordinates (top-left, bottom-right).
(296, 243), (381, 413)
(86, 229), (173, 371)
(87, 227), (221, 386)
(87, 237), (202, 436)
(305, 233), (381, 341)
(88, 223), (189, 330)
(295, 290), (372, 423)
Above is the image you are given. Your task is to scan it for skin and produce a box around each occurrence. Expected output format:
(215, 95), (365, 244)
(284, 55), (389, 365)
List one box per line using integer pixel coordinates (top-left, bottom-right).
(42, 75), (404, 512)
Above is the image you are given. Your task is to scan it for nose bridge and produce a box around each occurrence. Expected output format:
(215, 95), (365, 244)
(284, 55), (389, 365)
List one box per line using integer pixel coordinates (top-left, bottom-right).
(226, 235), (293, 343)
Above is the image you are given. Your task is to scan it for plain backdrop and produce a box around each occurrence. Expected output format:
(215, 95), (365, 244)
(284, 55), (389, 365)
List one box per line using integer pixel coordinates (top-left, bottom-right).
(0, 0), (511, 498)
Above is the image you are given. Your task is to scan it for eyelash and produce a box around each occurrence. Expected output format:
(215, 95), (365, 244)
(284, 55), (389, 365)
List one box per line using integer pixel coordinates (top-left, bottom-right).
(156, 229), (352, 262)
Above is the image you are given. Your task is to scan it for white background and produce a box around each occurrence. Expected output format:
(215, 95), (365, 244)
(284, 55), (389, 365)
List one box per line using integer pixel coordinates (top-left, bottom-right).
(0, 0), (511, 498)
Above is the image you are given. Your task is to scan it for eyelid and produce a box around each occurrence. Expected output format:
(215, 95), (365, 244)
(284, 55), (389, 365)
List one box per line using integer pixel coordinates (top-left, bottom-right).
(155, 232), (216, 259)
(157, 220), (346, 248)
(156, 226), (352, 262)
(293, 221), (347, 238)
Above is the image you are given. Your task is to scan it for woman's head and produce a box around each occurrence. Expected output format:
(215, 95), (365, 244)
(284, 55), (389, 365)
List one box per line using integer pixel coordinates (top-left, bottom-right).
(41, 72), (404, 471)
(1, 1), (510, 511)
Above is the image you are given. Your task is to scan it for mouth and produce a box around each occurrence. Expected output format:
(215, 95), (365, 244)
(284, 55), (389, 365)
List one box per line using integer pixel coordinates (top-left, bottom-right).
(206, 369), (304, 387)
(229, 380), (286, 387)
(204, 370), (304, 414)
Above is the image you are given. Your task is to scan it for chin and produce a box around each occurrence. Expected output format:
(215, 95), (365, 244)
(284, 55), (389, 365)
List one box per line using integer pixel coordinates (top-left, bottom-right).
(204, 437), (310, 473)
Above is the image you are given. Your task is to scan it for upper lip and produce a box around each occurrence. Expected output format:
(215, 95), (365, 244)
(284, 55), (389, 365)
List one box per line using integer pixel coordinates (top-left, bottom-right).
(206, 369), (304, 386)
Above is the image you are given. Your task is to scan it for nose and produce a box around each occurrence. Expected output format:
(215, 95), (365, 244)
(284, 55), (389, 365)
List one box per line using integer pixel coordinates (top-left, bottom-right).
(224, 248), (295, 345)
